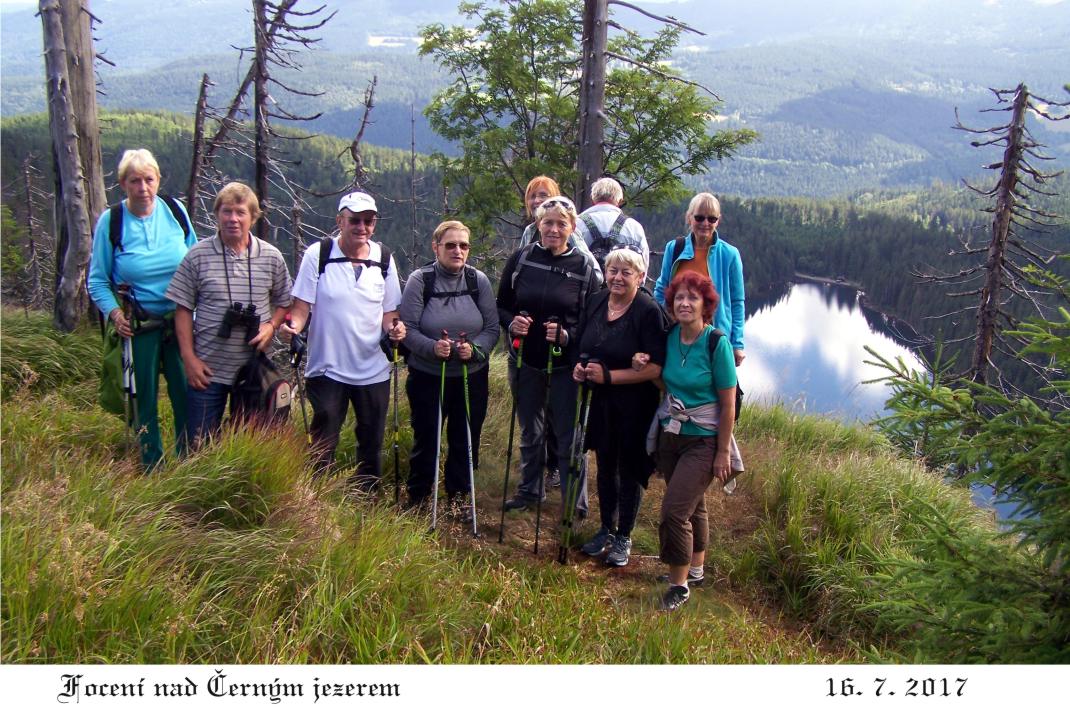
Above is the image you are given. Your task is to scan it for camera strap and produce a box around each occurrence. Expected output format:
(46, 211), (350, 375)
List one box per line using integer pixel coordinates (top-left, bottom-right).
(221, 237), (255, 307)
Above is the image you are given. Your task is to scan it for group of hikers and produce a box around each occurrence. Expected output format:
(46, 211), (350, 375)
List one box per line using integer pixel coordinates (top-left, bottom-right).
(89, 148), (745, 611)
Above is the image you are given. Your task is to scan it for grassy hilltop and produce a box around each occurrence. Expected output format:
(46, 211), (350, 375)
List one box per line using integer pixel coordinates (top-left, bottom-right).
(0, 310), (1042, 664)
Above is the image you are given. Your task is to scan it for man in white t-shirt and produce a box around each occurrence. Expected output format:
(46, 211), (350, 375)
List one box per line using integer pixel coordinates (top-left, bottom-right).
(282, 191), (406, 489)
(573, 176), (650, 273)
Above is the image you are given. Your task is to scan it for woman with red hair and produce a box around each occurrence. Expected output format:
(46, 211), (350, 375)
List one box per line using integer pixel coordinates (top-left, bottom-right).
(651, 271), (743, 611)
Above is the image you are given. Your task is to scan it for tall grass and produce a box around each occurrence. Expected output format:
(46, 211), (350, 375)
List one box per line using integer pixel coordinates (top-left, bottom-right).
(1, 310), (1044, 663)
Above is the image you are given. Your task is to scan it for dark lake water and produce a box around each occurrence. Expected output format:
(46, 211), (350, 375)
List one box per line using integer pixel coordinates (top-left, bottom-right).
(744, 280), (1014, 519)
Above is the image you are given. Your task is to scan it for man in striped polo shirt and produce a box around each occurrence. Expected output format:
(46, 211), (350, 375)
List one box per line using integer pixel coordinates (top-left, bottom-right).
(167, 182), (293, 448)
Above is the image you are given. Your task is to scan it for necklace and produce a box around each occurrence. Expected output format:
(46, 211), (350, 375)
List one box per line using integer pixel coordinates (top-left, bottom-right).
(678, 329), (701, 366)
(607, 299), (632, 319)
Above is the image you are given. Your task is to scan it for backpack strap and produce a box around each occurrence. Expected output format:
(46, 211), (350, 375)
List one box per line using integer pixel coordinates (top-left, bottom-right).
(580, 213), (603, 245)
(158, 194), (192, 241)
(422, 263), (480, 306)
(319, 240), (392, 278)
(108, 202), (124, 251)
(706, 327), (742, 423)
(110, 195), (192, 253)
(670, 236), (687, 265)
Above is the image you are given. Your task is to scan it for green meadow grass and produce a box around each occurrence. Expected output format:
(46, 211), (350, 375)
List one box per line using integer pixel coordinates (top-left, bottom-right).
(0, 310), (1026, 663)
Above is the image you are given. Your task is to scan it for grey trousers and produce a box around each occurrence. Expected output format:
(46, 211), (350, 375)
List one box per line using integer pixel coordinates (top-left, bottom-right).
(509, 359), (588, 514)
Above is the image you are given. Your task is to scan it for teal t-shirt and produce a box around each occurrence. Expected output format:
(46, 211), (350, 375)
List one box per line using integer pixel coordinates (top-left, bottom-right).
(661, 324), (738, 436)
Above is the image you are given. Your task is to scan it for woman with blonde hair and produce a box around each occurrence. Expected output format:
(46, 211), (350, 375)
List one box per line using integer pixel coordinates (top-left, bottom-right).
(87, 148), (196, 469)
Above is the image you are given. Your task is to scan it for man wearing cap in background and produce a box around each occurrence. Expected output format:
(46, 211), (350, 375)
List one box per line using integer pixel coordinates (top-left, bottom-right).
(282, 191), (405, 491)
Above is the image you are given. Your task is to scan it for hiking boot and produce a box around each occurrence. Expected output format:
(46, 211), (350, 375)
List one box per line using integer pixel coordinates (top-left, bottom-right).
(502, 495), (534, 512)
(580, 527), (615, 556)
(605, 536), (632, 567)
(656, 570), (705, 587)
(545, 468), (561, 489)
(659, 585), (690, 611)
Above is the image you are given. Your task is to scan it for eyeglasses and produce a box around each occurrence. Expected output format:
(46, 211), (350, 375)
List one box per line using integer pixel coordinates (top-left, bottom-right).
(692, 214), (719, 223)
(344, 216), (377, 226)
(440, 241), (470, 251)
(539, 197), (576, 212)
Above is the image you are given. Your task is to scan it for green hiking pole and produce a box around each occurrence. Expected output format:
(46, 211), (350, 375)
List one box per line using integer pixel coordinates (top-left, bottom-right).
(430, 329), (449, 533)
(534, 315), (563, 555)
(558, 354), (592, 564)
(498, 311), (528, 543)
(391, 317), (402, 506)
(460, 333), (479, 537)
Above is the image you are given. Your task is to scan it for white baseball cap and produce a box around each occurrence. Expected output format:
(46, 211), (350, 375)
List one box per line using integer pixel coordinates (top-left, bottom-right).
(338, 191), (378, 214)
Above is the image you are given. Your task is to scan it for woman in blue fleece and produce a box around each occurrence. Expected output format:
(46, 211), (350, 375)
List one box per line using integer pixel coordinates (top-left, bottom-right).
(652, 192), (746, 367)
(87, 149), (197, 469)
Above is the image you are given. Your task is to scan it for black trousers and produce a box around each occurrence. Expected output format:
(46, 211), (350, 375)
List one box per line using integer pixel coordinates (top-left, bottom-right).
(595, 444), (644, 538)
(406, 365), (488, 501)
(306, 375), (390, 482)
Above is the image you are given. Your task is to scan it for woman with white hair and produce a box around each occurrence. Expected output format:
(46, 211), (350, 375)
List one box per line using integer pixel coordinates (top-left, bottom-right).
(87, 148), (197, 470)
(572, 246), (667, 566)
(497, 196), (602, 515)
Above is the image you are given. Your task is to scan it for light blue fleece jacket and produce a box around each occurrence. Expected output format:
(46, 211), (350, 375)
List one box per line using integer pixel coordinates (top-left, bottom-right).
(653, 231), (745, 351)
(87, 198), (196, 317)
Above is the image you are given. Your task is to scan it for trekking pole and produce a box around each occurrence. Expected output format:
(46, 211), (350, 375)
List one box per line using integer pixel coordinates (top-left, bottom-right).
(558, 354), (592, 564)
(391, 317), (402, 506)
(430, 329), (449, 533)
(116, 285), (140, 449)
(498, 311), (528, 543)
(289, 329), (312, 445)
(459, 332), (479, 537)
(534, 315), (563, 555)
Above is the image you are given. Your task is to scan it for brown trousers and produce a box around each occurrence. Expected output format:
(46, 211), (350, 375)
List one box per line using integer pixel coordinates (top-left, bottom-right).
(656, 431), (717, 567)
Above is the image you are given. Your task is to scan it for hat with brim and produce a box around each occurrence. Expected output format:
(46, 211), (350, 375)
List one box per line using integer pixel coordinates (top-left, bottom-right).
(338, 191), (378, 214)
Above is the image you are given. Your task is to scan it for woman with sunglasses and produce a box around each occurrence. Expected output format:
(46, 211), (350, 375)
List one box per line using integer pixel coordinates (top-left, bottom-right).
(572, 246), (668, 567)
(498, 196), (602, 515)
(399, 221), (500, 518)
(652, 192), (746, 367)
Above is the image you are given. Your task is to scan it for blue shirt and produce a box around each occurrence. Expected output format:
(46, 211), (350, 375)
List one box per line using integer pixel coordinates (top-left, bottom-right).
(653, 232), (746, 351)
(87, 198), (196, 317)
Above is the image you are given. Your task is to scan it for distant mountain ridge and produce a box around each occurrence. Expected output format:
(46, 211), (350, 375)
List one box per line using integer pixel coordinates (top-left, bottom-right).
(3, 0), (1067, 198)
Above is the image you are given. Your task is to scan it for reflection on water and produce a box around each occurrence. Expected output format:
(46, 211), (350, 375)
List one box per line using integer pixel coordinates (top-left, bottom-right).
(745, 280), (1016, 519)
(744, 281), (925, 421)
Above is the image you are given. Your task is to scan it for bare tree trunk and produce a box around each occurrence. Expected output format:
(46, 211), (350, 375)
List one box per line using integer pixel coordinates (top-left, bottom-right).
(290, 203), (303, 273)
(575, 0), (608, 210)
(22, 159), (43, 306)
(41, 0), (94, 332)
(253, 0), (271, 240)
(410, 104), (419, 274)
(970, 83), (1028, 385)
(186, 73), (211, 226)
(60, 0), (106, 224)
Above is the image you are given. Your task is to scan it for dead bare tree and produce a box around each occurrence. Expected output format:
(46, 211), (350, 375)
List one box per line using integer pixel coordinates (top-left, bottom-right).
(40, 0), (103, 331)
(185, 73), (213, 226)
(916, 83), (1068, 400)
(574, 0), (707, 209)
(250, 0), (335, 239)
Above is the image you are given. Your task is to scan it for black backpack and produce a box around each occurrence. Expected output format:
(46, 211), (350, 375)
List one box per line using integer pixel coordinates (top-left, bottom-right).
(707, 328), (743, 424)
(580, 212), (633, 269)
(231, 352), (292, 427)
(317, 237), (392, 278)
(108, 194), (193, 252)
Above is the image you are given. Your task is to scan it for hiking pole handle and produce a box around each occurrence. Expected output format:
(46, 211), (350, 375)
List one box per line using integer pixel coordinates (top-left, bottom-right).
(547, 315), (563, 358)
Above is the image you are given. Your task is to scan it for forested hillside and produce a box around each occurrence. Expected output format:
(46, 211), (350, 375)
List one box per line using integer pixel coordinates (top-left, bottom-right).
(5, 110), (1067, 390)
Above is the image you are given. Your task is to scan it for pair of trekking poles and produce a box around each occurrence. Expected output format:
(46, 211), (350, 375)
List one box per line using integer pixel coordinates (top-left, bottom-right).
(496, 312), (594, 564)
(428, 329), (480, 536)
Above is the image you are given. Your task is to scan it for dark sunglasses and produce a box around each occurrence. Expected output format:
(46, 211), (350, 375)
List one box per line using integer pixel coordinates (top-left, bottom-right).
(692, 214), (719, 223)
(440, 241), (470, 251)
(344, 216), (377, 226)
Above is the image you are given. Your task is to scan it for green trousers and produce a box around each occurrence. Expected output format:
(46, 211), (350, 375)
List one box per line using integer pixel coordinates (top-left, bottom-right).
(131, 326), (188, 469)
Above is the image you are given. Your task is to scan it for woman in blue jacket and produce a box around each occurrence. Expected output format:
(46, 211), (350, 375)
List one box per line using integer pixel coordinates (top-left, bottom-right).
(652, 192), (746, 367)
